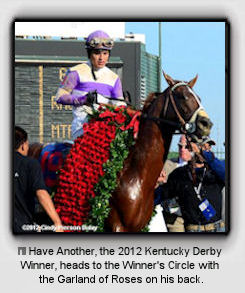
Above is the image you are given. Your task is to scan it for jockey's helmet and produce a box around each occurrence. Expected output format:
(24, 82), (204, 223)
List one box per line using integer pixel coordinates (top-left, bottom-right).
(85, 30), (114, 51)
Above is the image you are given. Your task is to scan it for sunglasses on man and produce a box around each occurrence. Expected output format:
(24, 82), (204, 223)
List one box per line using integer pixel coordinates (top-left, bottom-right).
(178, 143), (188, 149)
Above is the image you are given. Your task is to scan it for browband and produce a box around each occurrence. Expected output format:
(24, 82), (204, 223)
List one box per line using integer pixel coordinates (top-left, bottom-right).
(171, 82), (189, 92)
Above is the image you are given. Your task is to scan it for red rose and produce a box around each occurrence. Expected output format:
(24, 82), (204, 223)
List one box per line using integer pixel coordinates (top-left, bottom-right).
(99, 110), (116, 119)
(115, 112), (127, 125)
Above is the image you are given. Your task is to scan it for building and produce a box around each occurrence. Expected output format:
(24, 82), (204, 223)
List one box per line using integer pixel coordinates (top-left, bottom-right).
(15, 38), (160, 143)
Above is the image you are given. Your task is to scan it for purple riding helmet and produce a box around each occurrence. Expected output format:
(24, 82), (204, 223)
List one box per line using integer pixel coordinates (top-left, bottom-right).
(85, 30), (114, 50)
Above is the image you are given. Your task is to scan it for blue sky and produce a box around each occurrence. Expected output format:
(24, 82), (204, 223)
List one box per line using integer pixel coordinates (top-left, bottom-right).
(125, 21), (226, 153)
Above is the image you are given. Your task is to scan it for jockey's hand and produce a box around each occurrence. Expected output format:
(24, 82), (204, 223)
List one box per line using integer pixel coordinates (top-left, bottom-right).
(85, 91), (97, 105)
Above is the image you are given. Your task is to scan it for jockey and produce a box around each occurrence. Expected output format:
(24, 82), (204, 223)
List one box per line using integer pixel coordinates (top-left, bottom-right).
(55, 30), (126, 139)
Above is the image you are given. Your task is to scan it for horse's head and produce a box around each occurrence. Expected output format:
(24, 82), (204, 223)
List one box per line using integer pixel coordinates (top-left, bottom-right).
(153, 72), (213, 142)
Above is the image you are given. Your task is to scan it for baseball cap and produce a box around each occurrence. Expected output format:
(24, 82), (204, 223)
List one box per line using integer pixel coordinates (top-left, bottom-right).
(202, 136), (216, 146)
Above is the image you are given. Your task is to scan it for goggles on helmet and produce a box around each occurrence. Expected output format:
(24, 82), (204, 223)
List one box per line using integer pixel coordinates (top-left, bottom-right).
(86, 37), (114, 49)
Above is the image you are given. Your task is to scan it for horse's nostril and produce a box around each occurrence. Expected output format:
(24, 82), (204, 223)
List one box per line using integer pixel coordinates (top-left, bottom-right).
(198, 117), (213, 129)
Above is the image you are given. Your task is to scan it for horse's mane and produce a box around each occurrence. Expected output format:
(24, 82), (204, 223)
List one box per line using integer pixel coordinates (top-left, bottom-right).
(142, 93), (158, 113)
(143, 84), (177, 114)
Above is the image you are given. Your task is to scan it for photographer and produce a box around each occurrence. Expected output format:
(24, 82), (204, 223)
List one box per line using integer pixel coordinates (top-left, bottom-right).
(154, 138), (225, 232)
(154, 135), (193, 232)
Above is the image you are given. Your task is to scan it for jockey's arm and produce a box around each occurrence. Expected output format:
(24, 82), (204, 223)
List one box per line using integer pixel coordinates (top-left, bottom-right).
(55, 70), (88, 106)
(36, 189), (63, 232)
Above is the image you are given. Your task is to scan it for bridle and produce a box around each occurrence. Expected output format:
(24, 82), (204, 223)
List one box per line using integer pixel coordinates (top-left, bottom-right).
(85, 84), (205, 136)
(142, 82), (204, 135)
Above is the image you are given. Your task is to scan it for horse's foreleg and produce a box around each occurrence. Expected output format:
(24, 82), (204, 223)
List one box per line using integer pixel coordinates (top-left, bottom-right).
(105, 206), (128, 232)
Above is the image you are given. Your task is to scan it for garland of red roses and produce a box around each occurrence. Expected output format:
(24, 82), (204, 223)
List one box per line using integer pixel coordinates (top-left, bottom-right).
(85, 125), (135, 231)
(54, 105), (136, 232)
(85, 123), (156, 232)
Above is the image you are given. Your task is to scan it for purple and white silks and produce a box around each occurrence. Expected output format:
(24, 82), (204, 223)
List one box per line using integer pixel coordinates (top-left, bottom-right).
(55, 62), (125, 139)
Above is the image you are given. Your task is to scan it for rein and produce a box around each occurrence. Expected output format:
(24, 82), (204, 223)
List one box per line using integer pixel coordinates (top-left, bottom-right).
(141, 113), (182, 132)
(94, 92), (132, 106)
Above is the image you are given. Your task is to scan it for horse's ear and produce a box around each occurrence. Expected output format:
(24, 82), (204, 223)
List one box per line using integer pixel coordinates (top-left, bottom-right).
(188, 74), (198, 88)
(163, 71), (175, 87)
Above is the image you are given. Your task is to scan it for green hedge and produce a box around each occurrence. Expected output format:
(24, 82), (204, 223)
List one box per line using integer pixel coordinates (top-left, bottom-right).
(167, 152), (178, 159)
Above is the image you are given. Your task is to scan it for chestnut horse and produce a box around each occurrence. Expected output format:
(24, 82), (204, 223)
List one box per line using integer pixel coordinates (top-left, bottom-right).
(105, 73), (212, 232)
(29, 73), (212, 232)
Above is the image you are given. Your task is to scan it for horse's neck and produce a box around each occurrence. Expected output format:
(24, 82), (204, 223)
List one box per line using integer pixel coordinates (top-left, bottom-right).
(134, 120), (173, 174)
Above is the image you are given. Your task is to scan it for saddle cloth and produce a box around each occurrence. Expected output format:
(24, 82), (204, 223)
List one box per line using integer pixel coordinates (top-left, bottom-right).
(39, 142), (72, 190)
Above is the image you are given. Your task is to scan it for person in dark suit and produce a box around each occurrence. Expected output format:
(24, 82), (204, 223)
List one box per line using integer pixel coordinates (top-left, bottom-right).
(159, 135), (193, 232)
(14, 126), (63, 233)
